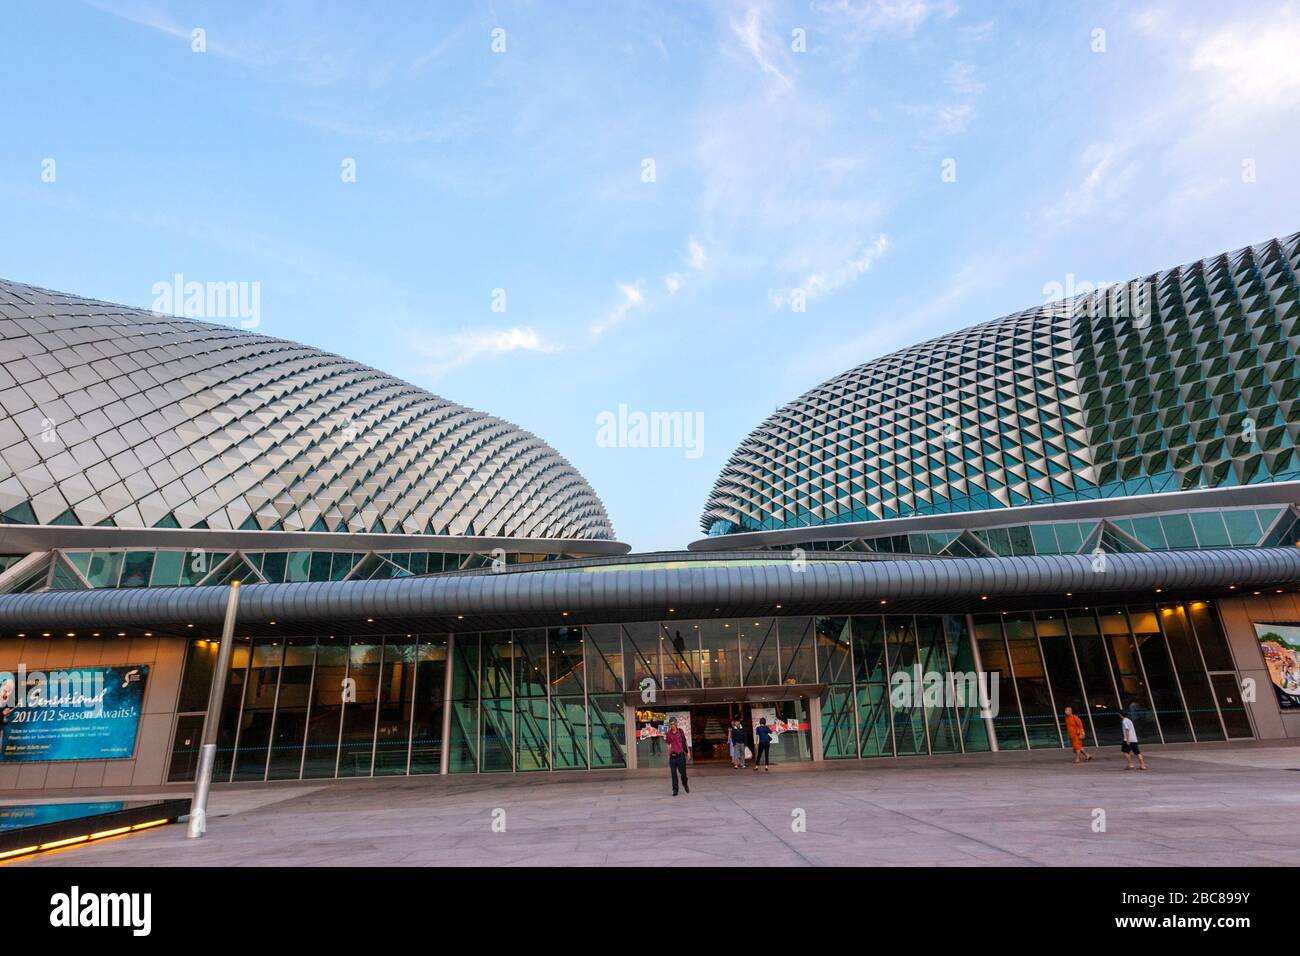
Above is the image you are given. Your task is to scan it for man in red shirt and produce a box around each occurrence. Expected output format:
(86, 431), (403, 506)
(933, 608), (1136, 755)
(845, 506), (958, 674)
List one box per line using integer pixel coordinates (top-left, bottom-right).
(665, 717), (690, 795)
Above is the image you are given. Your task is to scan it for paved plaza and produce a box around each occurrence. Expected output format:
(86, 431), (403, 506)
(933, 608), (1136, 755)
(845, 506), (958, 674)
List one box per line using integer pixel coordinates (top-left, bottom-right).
(11, 742), (1300, 867)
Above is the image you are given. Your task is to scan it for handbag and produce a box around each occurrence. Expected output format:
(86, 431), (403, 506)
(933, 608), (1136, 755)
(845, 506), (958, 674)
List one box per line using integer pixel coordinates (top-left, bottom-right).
(744, 745), (753, 760)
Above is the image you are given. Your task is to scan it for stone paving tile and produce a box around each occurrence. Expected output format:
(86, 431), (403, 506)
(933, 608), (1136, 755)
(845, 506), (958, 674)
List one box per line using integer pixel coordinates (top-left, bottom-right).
(12, 745), (1300, 867)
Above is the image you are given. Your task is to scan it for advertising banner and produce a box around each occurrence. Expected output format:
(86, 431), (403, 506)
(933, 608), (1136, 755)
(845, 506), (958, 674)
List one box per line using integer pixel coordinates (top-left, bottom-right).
(1254, 623), (1300, 707)
(0, 665), (149, 762)
(750, 706), (801, 736)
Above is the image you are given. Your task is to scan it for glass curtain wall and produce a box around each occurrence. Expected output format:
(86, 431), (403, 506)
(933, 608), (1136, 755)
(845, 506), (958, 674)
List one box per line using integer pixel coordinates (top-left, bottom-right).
(168, 601), (1247, 779)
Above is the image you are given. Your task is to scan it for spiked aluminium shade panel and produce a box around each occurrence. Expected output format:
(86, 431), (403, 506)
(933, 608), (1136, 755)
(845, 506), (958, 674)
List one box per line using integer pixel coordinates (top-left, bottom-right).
(0, 280), (616, 540)
(703, 231), (1300, 536)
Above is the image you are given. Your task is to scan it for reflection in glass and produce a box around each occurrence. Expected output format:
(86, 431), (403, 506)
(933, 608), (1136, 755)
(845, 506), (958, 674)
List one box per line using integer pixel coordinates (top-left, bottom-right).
(1036, 611), (1090, 737)
(945, 616), (990, 753)
(1128, 607), (1193, 742)
(213, 638), (250, 780)
(635, 706), (669, 768)
(1004, 613), (1060, 748)
(481, 633), (514, 771)
(514, 629), (548, 699)
(820, 685), (857, 758)
(779, 617), (816, 684)
(973, 615), (1026, 750)
(622, 622), (661, 691)
(448, 633), (480, 773)
(551, 695), (587, 769)
(814, 617), (853, 686)
(589, 695), (626, 768)
(409, 638), (447, 774)
(660, 623), (700, 689)
(1188, 601), (1234, 671)
(1160, 604), (1224, 740)
(1067, 609), (1121, 740)
(1098, 607), (1159, 742)
(267, 637), (314, 779)
(699, 620), (741, 687)
(885, 616), (926, 755)
(338, 639), (381, 777)
(302, 637), (346, 778)
(374, 637), (416, 775)
(516, 696), (550, 771)
(548, 627), (585, 696)
(584, 625), (623, 694)
(168, 714), (205, 782)
(740, 619), (779, 686)
(177, 638), (217, 712)
(233, 638), (282, 781)
(915, 616), (960, 753)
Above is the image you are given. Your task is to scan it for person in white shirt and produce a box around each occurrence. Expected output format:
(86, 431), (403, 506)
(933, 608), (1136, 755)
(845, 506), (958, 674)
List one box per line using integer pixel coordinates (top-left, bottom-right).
(1120, 712), (1147, 770)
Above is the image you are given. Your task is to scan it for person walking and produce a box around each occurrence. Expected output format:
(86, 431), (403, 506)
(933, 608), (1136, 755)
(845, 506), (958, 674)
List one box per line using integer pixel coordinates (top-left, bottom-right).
(665, 717), (690, 795)
(1120, 710), (1147, 770)
(752, 716), (773, 771)
(1064, 706), (1092, 764)
(729, 718), (748, 769)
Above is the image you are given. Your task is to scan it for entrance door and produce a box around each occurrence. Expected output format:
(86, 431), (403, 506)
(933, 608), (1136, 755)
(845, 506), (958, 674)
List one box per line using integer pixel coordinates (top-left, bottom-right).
(1209, 673), (1254, 739)
(686, 699), (815, 763)
(690, 703), (745, 763)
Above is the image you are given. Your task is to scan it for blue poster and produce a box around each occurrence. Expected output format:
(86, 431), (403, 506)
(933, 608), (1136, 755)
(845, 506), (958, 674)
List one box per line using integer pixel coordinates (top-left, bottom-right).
(0, 665), (149, 762)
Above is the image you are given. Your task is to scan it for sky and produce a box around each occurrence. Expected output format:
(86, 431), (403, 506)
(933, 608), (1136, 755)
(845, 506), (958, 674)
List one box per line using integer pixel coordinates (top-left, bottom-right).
(2, 0), (1299, 552)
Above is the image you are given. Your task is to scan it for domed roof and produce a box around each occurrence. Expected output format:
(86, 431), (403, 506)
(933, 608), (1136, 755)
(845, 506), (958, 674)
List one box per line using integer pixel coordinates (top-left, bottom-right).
(0, 279), (616, 540)
(703, 231), (1300, 536)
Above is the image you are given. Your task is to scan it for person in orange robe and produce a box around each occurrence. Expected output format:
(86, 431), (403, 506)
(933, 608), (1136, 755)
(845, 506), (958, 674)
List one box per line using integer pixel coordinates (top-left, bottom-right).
(1064, 706), (1092, 764)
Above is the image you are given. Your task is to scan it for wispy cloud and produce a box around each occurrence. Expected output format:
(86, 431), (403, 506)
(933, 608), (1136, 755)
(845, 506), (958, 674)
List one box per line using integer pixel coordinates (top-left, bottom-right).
(665, 238), (708, 294)
(589, 283), (646, 338)
(1189, 9), (1300, 113)
(728, 2), (793, 89)
(946, 60), (984, 95)
(1045, 142), (1138, 226)
(408, 326), (561, 378)
(771, 234), (890, 308)
(811, 0), (960, 41)
(900, 101), (975, 136)
(298, 112), (477, 146)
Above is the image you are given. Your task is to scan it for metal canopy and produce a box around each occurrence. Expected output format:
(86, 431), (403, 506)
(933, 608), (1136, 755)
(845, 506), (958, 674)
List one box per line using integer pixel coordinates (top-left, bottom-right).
(0, 546), (1298, 636)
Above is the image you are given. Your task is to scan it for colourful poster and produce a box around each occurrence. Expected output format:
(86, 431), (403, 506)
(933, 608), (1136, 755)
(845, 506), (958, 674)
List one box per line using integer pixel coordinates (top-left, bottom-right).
(751, 706), (799, 736)
(1255, 623), (1300, 707)
(0, 665), (149, 762)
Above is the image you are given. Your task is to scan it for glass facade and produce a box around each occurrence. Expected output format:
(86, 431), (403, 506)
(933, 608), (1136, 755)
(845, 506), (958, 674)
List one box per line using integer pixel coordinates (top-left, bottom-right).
(705, 235), (1300, 537)
(34, 547), (572, 592)
(759, 506), (1291, 558)
(166, 599), (1250, 780)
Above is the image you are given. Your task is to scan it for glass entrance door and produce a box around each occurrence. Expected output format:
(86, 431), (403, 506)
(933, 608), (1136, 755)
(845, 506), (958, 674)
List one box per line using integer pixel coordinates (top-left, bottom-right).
(690, 703), (739, 762)
(1209, 673), (1253, 738)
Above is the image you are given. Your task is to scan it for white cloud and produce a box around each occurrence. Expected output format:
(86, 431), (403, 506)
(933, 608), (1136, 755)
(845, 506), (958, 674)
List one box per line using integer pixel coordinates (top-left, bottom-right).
(946, 61), (984, 95)
(590, 283), (646, 338)
(687, 238), (707, 271)
(811, 0), (959, 39)
(1189, 12), (1300, 113)
(771, 234), (889, 307)
(728, 3), (793, 89)
(901, 101), (975, 136)
(409, 326), (561, 377)
(1045, 142), (1138, 226)
(665, 238), (708, 294)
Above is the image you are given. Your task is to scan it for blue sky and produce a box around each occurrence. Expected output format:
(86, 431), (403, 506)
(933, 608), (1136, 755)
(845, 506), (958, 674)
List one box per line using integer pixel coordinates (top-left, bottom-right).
(2, 0), (1299, 551)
